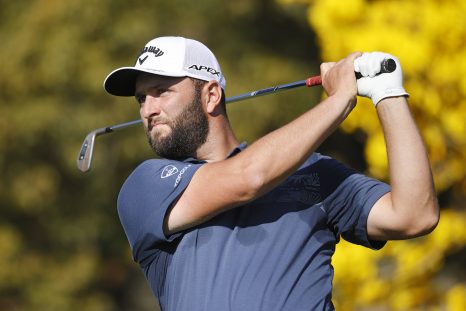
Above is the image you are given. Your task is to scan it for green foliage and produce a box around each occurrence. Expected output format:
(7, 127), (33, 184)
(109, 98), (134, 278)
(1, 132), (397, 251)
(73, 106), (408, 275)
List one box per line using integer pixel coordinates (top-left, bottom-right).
(0, 1), (321, 309)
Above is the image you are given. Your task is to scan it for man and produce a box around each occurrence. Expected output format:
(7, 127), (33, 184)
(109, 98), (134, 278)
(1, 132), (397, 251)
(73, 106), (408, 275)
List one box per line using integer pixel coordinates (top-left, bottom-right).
(103, 36), (439, 310)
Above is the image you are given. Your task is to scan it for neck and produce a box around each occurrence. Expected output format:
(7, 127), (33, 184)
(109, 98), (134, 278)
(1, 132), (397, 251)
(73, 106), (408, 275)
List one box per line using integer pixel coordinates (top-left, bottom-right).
(194, 117), (240, 162)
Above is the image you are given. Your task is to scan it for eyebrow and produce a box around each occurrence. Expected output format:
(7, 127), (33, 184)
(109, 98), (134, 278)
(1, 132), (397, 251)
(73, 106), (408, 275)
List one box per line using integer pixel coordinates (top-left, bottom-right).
(135, 82), (162, 98)
(135, 77), (183, 95)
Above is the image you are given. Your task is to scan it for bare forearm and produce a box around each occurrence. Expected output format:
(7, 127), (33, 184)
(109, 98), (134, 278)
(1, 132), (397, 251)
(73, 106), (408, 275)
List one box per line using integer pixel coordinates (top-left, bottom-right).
(377, 97), (439, 234)
(240, 93), (354, 197)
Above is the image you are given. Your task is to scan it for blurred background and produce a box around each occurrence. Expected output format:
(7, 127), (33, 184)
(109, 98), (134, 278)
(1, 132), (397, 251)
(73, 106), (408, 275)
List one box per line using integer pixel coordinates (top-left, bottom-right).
(0, 0), (464, 310)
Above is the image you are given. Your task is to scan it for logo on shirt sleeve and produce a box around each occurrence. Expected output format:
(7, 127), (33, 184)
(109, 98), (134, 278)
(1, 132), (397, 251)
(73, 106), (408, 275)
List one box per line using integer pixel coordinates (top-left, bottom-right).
(174, 165), (192, 187)
(161, 165), (179, 178)
(160, 164), (193, 187)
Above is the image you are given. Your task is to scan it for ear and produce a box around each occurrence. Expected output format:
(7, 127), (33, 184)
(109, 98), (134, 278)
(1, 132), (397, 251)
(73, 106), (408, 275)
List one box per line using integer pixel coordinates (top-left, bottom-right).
(203, 81), (223, 114)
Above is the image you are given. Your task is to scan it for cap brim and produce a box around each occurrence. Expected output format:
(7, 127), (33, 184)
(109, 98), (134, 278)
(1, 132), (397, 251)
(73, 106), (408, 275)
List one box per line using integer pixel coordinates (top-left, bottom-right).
(103, 67), (187, 97)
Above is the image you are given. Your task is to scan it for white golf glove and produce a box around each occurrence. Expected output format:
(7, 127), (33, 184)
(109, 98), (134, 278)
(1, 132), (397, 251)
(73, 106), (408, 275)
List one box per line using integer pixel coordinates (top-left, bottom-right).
(354, 52), (409, 106)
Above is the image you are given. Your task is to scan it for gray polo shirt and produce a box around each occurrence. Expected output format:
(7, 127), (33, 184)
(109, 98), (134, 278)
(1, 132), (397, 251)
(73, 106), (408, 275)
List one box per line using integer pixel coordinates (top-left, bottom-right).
(117, 146), (389, 310)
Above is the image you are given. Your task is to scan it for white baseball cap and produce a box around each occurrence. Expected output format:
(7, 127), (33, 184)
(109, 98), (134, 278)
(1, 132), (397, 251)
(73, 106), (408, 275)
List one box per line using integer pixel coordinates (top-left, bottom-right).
(104, 36), (226, 96)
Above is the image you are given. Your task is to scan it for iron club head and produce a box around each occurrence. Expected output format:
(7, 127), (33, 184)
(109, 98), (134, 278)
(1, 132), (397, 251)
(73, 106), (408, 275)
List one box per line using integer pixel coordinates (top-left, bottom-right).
(76, 127), (112, 172)
(77, 130), (98, 173)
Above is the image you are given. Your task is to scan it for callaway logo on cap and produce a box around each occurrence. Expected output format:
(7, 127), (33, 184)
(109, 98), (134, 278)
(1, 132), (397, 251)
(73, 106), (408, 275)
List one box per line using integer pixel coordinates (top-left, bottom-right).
(104, 36), (226, 96)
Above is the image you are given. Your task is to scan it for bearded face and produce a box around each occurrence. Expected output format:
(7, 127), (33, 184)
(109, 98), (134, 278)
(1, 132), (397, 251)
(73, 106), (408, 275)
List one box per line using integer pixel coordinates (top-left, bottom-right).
(145, 83), (209, 159)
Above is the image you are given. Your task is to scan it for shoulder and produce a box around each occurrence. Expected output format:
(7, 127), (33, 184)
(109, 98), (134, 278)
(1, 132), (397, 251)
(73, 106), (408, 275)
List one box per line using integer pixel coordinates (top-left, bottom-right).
(119, 159), (205, 204)
(124, 159), (198, 185)
(132, 158), (189, 175)
(117, 158), (204, 232)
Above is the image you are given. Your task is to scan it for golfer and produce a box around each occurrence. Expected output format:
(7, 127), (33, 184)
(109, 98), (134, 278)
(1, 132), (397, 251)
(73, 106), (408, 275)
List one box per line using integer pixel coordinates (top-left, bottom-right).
(103, 36), (439, 310)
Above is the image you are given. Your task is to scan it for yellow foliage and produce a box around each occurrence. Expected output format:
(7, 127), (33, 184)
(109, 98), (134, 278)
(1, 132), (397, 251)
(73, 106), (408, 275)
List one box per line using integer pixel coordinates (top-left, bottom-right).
(330, 209), (466, 309)
(365, 131), (387, 178)
(278, 0), (466, 309)
(281, 0), (466, 191)
(447, 285), (466, 311)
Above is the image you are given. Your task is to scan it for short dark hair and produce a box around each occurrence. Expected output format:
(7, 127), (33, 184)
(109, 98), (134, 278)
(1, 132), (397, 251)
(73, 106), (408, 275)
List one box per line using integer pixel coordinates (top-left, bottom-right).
(190, 78), (226, 113)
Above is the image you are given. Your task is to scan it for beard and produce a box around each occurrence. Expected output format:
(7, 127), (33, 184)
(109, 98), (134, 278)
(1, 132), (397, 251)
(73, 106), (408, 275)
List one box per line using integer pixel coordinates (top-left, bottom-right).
(145, 92), (209, 160)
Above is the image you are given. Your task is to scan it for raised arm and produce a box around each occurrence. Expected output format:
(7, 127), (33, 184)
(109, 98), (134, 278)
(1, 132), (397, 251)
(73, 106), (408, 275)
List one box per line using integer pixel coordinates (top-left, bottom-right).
(166, 52), (362, 234)
(354, 53), (440, 240)
(367, 96), (439, 239)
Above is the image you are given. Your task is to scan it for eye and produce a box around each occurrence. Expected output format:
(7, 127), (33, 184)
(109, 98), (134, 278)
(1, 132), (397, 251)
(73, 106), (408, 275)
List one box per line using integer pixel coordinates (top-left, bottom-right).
(157, 88), (168, 96)
(135, 94), (146, 106)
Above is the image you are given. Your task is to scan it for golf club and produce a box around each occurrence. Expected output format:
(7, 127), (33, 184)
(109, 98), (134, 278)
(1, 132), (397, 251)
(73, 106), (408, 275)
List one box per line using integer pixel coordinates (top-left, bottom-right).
(77, 58), (396, 172)
(77, 76), (321, 172)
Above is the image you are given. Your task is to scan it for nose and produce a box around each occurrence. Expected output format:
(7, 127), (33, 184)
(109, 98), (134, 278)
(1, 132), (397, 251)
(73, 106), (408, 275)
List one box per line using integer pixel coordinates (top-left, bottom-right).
(140, 95), (161, 120)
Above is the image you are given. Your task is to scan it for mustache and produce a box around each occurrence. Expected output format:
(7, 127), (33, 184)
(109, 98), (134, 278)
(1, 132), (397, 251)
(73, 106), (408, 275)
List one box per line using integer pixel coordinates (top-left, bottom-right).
(147, 116), (169, 131)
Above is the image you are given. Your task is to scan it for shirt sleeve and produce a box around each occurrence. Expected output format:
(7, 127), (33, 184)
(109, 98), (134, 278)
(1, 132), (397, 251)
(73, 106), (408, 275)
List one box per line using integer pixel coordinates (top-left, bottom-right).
(316, 155), (390, 250)
(117, 159), (203, 265)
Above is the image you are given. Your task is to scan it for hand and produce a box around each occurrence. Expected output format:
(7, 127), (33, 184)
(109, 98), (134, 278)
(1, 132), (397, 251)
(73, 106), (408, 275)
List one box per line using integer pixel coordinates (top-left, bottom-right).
(321, 52), (361, 99)
(354, 52), (409, 105)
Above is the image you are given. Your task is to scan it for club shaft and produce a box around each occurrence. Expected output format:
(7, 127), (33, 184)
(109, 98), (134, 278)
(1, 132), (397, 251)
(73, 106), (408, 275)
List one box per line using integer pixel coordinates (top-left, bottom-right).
(107, 119), (143, 132)
(103, 76), (322, 131)
(226, 78), (314, 103)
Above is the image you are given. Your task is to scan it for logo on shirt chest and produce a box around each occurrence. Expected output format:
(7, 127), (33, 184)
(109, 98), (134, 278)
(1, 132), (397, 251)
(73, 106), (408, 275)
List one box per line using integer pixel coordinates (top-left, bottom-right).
(275, 173), (321, 205)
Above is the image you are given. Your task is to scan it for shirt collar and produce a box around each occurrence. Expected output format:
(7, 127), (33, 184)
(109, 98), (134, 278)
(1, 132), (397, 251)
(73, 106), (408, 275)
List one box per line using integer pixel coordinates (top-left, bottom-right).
(226, 141), (248, 158)
(182, 141), (248, 163)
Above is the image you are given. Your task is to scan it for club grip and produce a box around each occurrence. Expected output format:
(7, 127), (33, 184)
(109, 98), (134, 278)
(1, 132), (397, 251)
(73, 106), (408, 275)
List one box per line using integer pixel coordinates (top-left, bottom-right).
(306, 58), (397, 87)
(355, 58), (396, 79)
(306, 76), (322, 86)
